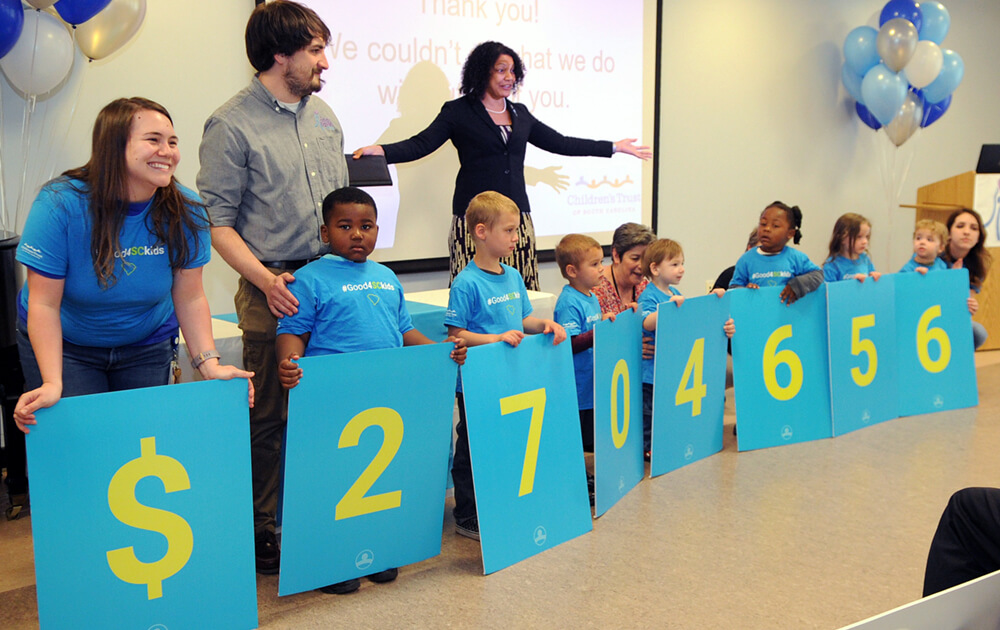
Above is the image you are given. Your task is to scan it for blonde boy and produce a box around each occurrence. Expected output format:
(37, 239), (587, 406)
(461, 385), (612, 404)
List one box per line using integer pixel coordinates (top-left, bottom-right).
(444, 191), (566, 540)
(901, 219), (949, 274)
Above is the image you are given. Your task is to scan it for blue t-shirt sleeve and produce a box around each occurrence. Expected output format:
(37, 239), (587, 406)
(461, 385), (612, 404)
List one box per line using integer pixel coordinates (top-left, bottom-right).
(794, 250), (821, 275)
(638, 289), (658, 319)
(182, 201), (212, 269)
(395, 279), (414, 335)
(554, 291), (585, 337)
(276, 271), (317, 337)
(516, 272), (533, 319)
(730, 254), (749, 287)
(444, 278), (473, 329)
(864, 254), (875, 274)
(823, 260), (840, 283)
(16, 185), (70, 279)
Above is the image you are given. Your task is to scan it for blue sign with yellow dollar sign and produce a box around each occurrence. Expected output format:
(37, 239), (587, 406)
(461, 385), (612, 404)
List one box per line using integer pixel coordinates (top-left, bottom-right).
(462, 334), (593, 574)
(279, 343), (458, 595)
(27, 379), (257, 630)
(894, 268), (978, 416)
(827, 276), (899, 435)
(650, 293), (730, 476)
(731, 286), (833, 451)
(592, 309), (644, 516)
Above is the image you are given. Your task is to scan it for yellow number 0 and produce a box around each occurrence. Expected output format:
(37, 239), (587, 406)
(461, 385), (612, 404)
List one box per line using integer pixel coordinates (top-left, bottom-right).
(850, 314), (878, 387)
(916, 305), (951, 373)
(675, 338), (707, 416)
(762, 325), (803, 401)
(335, 407), (404, 520)
(610, 359), (629, 449)
(500, 388), (546, 497)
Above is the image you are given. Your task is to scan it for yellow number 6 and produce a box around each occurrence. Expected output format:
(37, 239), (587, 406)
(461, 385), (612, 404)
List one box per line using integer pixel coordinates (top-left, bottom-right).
(916, 305), (951, 373)
(762, 325), (803, 401)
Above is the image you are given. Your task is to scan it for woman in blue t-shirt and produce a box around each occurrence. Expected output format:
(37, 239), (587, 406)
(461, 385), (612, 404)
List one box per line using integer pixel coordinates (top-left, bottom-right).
(13, 97), (252, 433)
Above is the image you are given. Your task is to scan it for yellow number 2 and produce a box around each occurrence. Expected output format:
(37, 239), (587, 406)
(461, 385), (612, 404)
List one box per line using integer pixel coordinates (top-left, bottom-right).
(916, 305), (951, 373)
(675, 338), (707, 416)
(610, 359), (629, 449)
(500, 388), (546, 497)
(335, 408), (404, 520)
(762, 325), (803, 401)
(850, 314), (878, 387)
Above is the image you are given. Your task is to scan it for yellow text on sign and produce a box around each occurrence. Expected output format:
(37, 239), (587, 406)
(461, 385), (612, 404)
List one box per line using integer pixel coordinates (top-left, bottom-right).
(500, 388), (546, 497)
(106, 436), (193, 600)
(335, 407), (404, 520)
(850, 314), (878, 387)
(762, 325), (803, 401)
(610, 359), (630, 449)
(916, 305), (951, 374)
(675, 338), (707, 416)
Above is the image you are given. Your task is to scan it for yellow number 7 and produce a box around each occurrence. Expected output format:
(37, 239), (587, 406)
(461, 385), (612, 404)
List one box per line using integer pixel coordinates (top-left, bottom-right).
(500, 388), (546, 497)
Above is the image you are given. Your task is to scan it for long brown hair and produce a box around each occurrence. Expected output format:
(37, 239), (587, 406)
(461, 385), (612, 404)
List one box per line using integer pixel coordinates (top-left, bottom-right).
(944, 208), (992, 289)
(825, 213), (870, 263)
(61, 97), (207, 289)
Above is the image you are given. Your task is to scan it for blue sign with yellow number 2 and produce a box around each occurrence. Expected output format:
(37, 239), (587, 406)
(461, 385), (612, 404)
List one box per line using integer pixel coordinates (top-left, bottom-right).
(462, 334), (593, 574)
(27, 379), (257, 630)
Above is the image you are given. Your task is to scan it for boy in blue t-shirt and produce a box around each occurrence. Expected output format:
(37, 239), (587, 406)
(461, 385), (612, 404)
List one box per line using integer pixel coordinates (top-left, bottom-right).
(900, 219), (949, 274)
(276, 187), (466, 595)
(445, 191), (566, 541)
(553, 234), (616, 504)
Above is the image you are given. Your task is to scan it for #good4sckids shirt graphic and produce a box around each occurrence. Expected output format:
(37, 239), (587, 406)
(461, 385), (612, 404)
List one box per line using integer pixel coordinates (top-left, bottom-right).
(638, 283), (681, 385)
(444, 261), (533, 334)
(823, 253), (875, 282)
(15, 181), (209, 347)
(730, 247), (820, 289)
(554, 285), (602, 410)
(277, 255), (414, 356)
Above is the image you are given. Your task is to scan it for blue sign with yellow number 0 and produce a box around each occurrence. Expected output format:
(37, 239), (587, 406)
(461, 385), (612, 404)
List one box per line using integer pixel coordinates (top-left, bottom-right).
(462, 334), (593, 574)
(279, 344), (458, 595)
(27, 379), (257, 630)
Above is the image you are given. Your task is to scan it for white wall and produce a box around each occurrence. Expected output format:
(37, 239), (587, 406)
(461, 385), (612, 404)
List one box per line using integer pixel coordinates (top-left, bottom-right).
(2, 1), (998, 314)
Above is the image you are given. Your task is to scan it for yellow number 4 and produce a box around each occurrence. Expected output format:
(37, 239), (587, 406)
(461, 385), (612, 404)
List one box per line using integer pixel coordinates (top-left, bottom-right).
(335, 408), (404, 521)
(675, 338), (707, 416)
(500, 388), (546, 497)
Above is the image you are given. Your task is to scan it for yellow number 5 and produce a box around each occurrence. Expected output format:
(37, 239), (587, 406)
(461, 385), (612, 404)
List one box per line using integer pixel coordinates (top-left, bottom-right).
(500, 388), (546, 497)
(850, 314), (878, 387)
(762, 325), (803, 401)
(917, 305), (951, 373)
(335, 408), (404, 520)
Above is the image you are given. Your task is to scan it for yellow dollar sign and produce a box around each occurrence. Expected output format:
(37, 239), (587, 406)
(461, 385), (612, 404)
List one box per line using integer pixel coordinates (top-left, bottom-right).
(106, 436), (193, 600)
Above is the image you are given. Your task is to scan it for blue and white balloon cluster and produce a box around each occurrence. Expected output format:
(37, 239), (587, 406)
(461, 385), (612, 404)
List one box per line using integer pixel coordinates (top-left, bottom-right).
(842, 1), (962, 146)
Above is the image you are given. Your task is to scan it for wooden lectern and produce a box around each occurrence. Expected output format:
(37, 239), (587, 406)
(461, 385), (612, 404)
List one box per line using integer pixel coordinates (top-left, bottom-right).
(912, 171), (999, 350)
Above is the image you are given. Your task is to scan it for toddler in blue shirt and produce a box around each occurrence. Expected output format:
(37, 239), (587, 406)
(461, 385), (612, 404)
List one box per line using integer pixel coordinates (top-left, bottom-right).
(900, 219), (949, 274)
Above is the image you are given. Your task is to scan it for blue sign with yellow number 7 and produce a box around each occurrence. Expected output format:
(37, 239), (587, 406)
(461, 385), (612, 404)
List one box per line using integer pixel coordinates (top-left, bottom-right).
(279, 344), (458, 595)
(462, 334), (593, 574)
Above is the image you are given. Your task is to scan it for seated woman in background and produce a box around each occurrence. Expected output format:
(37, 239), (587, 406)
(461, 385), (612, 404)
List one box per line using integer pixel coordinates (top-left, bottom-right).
(941, 208), (992, 349)
(13, 97), (252, 433)
(593, 222), (656, 314)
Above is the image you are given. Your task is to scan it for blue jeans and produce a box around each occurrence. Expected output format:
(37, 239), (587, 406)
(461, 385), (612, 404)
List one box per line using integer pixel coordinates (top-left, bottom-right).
(17, 323), (173, 397)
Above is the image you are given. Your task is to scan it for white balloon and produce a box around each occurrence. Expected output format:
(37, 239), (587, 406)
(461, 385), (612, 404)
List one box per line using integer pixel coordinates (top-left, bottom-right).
(885, 91), (923, 147)
(0, 9), (73, 96)
(903, 40), (944, 90)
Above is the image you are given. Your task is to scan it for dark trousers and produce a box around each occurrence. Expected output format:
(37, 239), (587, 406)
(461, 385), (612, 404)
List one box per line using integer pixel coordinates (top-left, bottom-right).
(642, 382), (653, 453)
(451, 392), (477, 521)
(579, 408), (594, 453)
(923, 487), (1000, 596)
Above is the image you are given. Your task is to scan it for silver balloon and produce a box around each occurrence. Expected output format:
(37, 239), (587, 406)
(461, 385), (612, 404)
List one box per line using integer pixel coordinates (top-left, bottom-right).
(75, 0), (146, 60)
(24, 0), (57, 8)
(876, 17), (918, 72)
(885, 91), (923, 147)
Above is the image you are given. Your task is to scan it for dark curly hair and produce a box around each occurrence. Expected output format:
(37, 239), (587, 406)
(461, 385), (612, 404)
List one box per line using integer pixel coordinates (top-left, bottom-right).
(460, 41), (524, 100)
(764, 201), (804, 245)
(245, 0), (330, 72)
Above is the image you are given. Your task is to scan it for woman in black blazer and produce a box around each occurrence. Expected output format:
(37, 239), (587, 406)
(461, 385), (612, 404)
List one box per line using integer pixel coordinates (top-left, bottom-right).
(354, 41), (650, 289)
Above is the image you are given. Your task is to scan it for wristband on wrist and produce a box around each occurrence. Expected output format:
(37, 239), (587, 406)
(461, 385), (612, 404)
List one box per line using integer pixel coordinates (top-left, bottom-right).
(191, 349), (221, 370)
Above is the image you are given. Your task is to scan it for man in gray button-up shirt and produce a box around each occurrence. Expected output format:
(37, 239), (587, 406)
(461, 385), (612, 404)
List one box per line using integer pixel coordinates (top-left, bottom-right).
(196, 0), (347, 576)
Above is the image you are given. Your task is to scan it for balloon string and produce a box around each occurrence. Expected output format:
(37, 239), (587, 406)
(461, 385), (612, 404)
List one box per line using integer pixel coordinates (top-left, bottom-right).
(44, 28), (85, 183)
(0, 80), (7, 232)
(14, 13), (43, 233)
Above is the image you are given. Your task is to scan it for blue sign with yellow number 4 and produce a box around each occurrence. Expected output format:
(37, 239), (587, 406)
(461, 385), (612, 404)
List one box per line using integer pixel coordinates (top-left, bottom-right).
(651, 293), (730, 476)
(279, 344), (458, 595)
(462, 334), (593, 574)
(827, 276), (899, 435)
(731, 286), (833, 451)
(27, 379), (257, 630)
(593, 309), (644, 516)
(894, 269), (978, 417)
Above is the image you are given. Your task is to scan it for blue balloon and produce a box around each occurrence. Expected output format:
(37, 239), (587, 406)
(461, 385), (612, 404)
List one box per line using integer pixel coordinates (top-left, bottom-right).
(921, 48), (963, 104)
(842, 64), (865, 103)
(921, 94), (951, 127)
(861, 64), (907, 126)
(918, 2), (950, 44)
(54, 0), (111, 25)
(856, 102), (882, 130)
(0, 0), (23, 60)
(843, 26), (880, 77)
(879, 0), (923, 34)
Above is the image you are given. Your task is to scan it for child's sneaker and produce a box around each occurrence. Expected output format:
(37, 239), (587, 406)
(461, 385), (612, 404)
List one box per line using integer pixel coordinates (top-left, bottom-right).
(455, 516), (480, 541)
